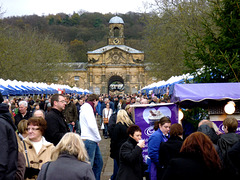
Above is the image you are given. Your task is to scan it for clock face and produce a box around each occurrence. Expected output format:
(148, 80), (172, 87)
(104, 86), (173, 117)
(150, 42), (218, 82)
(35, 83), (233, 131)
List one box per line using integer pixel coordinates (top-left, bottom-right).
(113, 38), (120, 45)
(113, 54), (119, 61)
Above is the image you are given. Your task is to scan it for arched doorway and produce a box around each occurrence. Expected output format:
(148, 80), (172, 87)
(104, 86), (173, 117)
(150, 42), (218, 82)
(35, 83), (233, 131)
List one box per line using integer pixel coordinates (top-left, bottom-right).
(108, 76), (124, 94)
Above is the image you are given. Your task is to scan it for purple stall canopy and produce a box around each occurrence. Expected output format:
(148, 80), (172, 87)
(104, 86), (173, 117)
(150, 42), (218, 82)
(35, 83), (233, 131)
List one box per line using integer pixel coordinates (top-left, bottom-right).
(171, 83), (240, 107)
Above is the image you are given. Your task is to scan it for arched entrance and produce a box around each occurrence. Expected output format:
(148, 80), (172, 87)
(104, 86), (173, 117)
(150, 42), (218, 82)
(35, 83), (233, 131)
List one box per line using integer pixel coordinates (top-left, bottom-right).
(108, 76), (124, 94)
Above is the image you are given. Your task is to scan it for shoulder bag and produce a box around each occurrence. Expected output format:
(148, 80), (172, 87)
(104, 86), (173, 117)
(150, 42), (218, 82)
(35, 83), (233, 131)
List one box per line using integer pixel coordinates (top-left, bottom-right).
(103, 109), (110, 124)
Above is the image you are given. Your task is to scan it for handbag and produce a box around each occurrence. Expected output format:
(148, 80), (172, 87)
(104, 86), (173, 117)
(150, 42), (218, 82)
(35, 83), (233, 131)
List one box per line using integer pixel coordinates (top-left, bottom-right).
(22, 140), (40, 179)
(103, 109), (110, 124)
(103, 117), (109, 124)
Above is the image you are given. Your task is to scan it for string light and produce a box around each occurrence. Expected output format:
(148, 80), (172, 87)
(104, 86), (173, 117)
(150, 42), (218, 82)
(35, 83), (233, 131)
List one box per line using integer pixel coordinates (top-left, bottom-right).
(178, 109), (184, 122)
(224, 101), (235, 115)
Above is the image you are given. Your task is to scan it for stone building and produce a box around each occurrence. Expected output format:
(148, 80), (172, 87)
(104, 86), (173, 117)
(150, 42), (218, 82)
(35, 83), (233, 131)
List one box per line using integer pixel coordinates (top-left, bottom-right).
(62, 16), (147, 94)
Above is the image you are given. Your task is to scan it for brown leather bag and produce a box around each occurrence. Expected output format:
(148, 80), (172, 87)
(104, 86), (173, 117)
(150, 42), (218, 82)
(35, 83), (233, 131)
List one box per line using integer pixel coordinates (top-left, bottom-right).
(103, 109), (110, 124)
(103, 117), (109, 124)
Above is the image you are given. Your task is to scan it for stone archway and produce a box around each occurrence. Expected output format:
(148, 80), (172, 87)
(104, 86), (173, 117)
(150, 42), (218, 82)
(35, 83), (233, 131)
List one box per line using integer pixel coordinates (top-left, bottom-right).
(108, 75), (124, 94)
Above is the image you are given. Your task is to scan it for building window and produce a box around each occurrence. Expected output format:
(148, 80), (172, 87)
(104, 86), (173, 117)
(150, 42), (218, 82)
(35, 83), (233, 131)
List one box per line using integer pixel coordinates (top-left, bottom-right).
(74, 76), (80, 81)
(54, 77), (59, 81)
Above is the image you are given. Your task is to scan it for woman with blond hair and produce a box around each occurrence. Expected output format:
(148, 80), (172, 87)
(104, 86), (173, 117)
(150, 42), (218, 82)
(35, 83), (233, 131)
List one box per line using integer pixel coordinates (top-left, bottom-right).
(37, 132), (95, 180)
(162, 132), (222, 180)
(17, 119), (28, 140)
(115, 109), (134, 127)
(110, 109), (134, 180)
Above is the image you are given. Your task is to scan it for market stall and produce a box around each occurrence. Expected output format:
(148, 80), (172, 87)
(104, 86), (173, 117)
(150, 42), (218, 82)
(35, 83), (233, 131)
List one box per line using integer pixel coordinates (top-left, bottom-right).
(171, 82), (240, 134)
(0, 78), (92, 96)
(131, 103), (178, 162)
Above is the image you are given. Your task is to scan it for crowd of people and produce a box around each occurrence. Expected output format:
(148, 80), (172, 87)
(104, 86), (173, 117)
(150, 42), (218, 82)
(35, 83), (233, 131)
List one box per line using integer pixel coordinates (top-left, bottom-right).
(0, 92), (240, 180)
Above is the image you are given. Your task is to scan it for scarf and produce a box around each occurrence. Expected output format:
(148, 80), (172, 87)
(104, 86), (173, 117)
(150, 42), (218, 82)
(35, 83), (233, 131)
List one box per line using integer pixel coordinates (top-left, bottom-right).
(86, 101), (96, 113)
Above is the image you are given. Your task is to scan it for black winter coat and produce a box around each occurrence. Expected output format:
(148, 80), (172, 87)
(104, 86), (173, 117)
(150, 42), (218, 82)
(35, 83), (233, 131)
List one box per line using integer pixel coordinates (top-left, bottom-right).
(116, 137), (147, 180)
(14, 110), (32, 126)
(218, 133), (240, 162)
(0, 103), (18, 180)
(108, 112), (117, 138)
(45, 108), (69, 146)
(158, 136), (183, 179)
(63, 101), (78, 123)
(217, 133), (240, 178)
(197, 124), (219, 144)
(228, 140), (240, 177)
(110, 122), (128, 162)
(161, 153), (222, 180)
(37, 153), (95, 180)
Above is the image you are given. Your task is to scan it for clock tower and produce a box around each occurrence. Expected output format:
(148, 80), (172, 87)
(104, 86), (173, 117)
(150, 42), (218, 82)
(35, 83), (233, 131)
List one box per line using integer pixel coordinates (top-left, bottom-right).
(84, 15), (146, 94)
(60, 15), (147, 95)
(108, 16), (125, 45)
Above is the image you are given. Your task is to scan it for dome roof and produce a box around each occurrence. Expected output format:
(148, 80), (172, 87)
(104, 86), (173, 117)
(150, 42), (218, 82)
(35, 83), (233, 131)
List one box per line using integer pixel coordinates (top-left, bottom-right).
(109, 16), (124, 24)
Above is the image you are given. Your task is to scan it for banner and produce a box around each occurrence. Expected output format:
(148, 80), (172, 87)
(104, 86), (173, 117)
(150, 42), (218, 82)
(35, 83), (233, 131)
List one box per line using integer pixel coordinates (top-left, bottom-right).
(212, 120), (240, 134)
(132, 103), (179, 162)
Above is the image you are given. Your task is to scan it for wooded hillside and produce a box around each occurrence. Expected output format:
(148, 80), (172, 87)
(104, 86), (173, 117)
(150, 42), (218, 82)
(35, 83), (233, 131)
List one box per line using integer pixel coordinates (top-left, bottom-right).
(3, 0), (237, 84)
(2, 12), (146, 62)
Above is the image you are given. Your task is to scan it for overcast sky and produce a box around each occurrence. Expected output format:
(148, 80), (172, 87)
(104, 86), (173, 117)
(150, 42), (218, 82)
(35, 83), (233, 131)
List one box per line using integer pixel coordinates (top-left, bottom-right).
(1, 0), (155, 18)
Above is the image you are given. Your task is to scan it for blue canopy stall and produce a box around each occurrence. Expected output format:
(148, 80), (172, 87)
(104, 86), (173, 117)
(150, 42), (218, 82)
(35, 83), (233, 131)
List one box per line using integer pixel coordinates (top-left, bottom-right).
(0, 79), (91, 96)
(0, 85), (9, 96)
(140, 74), (193, 97)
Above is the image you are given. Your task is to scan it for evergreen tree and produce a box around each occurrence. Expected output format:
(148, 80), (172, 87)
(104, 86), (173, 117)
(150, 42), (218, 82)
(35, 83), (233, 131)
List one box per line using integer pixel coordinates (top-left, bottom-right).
(184, 0), (240, 82)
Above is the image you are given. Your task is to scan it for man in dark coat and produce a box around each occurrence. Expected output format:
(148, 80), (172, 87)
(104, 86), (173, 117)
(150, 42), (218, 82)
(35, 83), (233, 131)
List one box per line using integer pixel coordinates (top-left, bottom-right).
(108, 112), (117, 138)
(198, 124), (219, 145)
(14, 100), (32, 126)
(45, 94), (69, 146)
(63, 95), (78, 132)
(198, 120), (219, 144)
(217, 117), (240, 179)
(0, 93), (18, 180)
(228, 140), (240, 177)
(108, 112), (118, 180)
(109, 97), (115, 111)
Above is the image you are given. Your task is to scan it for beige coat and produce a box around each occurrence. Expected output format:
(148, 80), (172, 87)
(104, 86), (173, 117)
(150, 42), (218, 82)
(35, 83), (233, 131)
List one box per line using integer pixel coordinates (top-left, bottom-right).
(19, 136), (54, 180)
